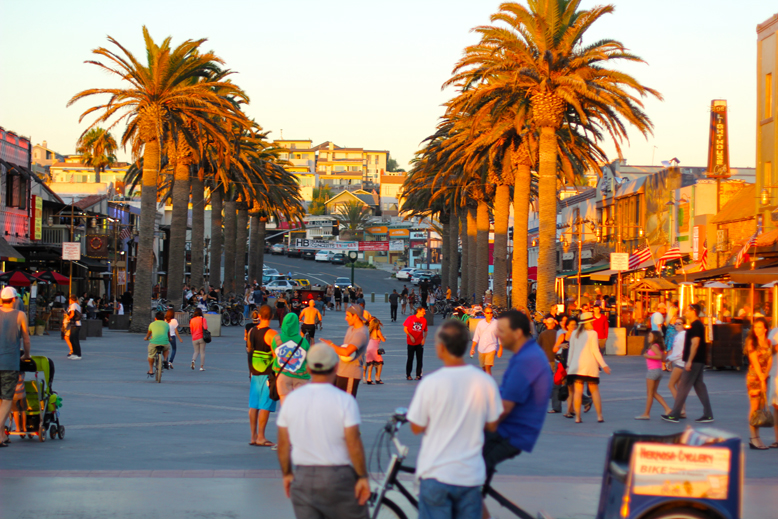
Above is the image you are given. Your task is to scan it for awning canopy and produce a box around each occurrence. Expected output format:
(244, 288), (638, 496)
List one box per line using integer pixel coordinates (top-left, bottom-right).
(729, 267), (778, 285)
(672, 259), (778, 283)
(557, 263), (610, 279)
(0, 237), (25, 263)
(590, 269), (619, 282)
(628, 278), (678, 292)
(74, 257), (108, 272)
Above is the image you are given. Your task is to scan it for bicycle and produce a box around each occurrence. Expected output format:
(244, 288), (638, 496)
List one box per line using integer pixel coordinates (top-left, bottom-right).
(150, 346), (166, 383)
(368, 409), (534, 519)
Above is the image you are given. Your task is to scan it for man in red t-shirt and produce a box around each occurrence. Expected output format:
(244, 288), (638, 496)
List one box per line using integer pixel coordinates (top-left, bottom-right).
(592, 305), (609, 354)
(403, 307), (428, 380)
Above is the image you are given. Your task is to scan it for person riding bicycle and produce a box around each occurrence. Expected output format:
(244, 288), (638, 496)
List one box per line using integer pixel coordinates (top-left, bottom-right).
(144, 311), (171, 375)
(482, 310), (552, 514)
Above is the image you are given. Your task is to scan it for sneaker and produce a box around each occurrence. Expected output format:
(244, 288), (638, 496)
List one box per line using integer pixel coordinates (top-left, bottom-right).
(661, 414), (679, 423)
(66, 354), (73, 358)
(695, 416), (714, 423)
(168, 363), (174, 370)
(69, 355), (81, 360)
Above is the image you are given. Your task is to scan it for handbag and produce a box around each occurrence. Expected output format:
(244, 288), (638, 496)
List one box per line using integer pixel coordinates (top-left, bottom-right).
(377, 348), (385, 355)
(750, 395), (775, 428)
(202, 328), (212, 344)
(553, 362), (567, 386)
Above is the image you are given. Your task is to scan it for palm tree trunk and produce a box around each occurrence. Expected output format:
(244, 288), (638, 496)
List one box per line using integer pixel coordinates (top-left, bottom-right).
(537, 126), (559, 315)
(209, 187), (223, 290)
(223, 195), (237, 296)
(235, 203), (249, 292)
(512, 164), (531, 310)
(466, 206), (477, 302)
(248, 213), (260, 283)
(440, 214), (450, 292)
(190, 173), (205, 291)
(475, 201), (490, 303)
(255, 218), (267, 281)
(493, 183), (510, 308)
(166, 160), (190, 307)
(129, 139), (159, 333)
(460, 209), (469, 300)
(449, 207), (460, 292)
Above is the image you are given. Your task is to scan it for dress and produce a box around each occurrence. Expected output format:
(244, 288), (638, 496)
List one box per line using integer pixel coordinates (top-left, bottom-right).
(365, 338), (383, 365)
(746, 338), (772, 396)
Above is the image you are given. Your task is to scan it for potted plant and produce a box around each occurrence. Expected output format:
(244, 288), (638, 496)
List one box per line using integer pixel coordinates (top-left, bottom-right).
(34, 317), (46, 336)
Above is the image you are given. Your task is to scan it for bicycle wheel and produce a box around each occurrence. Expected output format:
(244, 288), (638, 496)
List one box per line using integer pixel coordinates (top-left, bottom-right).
(221, 311), (231, 326)
(155, 354), (163, 383)
(370, 496), (408, 519)
(230, 312), (241, 326)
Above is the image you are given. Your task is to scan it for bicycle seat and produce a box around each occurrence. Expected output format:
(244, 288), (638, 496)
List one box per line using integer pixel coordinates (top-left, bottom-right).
(154, 346), (166, 351)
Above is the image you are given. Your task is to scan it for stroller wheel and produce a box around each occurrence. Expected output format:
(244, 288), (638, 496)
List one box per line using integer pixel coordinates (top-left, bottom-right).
(58, 426), (65, 439)
(38, 421), (46, 442)
(50, 425), (58, 440)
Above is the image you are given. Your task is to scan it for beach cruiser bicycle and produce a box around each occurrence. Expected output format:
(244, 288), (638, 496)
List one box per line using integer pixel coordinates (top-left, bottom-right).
(149, 346), (166, 383)
(368, 409), (743, 519)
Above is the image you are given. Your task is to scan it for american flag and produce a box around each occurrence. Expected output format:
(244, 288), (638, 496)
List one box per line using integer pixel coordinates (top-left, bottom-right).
(699, 242), (708, 271)
(119, 227), (133, 241)
(657, 244), (682, 269)
(628, 246), (652, 270)
(735, 233), (757, 268)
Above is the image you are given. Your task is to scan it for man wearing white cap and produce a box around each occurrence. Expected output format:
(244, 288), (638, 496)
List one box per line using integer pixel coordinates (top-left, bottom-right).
(277, 343), (370, 519)
(0, 286), (31, 447)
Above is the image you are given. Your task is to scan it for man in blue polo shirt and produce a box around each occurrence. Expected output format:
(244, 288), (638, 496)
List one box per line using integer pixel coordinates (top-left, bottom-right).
(484, 309), (552, 492)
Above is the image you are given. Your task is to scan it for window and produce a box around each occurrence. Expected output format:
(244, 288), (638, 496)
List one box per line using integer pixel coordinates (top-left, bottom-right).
(5, 174), (26, 209)
(766, 73), (773, 120)
(335, 166), (345, 172)
(374, 155), (379, 164)
(295, 154), (302, 160)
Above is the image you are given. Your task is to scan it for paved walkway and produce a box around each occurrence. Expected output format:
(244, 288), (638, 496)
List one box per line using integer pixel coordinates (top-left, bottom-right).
(2, 302), (776, 518)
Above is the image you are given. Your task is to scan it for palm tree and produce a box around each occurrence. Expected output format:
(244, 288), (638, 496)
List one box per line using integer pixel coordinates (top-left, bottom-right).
(70, 27), (249, 332)
(308, 186), (331, 216)
(336, 201), (371, 240)
(76, 127), (117, 184)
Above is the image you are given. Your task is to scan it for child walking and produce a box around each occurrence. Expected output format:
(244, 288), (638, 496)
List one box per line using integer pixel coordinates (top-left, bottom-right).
(364, 317), (386, 384)
(635, 331), (672, 419)
(12, 373), (27, 437)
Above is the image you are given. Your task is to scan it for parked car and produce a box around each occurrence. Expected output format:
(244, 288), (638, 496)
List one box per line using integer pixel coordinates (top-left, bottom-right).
(315, 250), (334, 262)
(396, 267), (417, 281)
(302, 250), (316, 260)
(263, 268), (279, 276)
(286, 247), (303, 258)
(265, 280), (295, 291)
(334, 277), (353, 289)
(330, 253), (347, 265)
(270, 243), (287, 255)
(411, 270), (435, 284)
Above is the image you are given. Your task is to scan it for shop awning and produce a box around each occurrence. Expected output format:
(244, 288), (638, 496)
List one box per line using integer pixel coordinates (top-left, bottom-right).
(729, 267), (778, 285)
(0, 237), (25, 263)
(628, 278), (677, 292)
(74, 257), (108, 272)
(672, 259), (778, 283)
(590, 269), (619, 282)
(557, 263), (610, 278)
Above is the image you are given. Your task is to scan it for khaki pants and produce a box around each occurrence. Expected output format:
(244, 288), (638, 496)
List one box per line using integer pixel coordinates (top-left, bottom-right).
(277, 373), (308, 403)
(192, 338), (206, 367)
(598, 338), (607, 354)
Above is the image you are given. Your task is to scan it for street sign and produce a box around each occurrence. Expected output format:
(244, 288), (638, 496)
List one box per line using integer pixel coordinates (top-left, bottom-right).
(610, 252), (630, 271)
(62, 242), (81, 261)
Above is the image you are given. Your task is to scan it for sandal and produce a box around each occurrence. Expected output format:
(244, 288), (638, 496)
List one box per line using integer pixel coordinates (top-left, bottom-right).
(376, 380), (384, 384)
(406, 376), (412, 380)
(254, 440), (275, 447)
(366, 381), (373, 385)
(768, 442), (778, 449)
(563, 413), (574, 419)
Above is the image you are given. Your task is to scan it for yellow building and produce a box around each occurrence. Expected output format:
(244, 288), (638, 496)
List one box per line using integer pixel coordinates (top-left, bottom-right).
(314, 141), (388, 185)
(757, 13), (778, 228)
(49, 155), (131, 199)
(274, 139), (318, 203)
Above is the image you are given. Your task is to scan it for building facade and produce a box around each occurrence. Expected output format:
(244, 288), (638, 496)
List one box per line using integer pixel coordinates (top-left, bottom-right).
(757, 14), (778, 230)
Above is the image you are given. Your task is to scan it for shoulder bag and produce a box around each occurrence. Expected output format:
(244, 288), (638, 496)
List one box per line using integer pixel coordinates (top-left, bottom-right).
(200, 318), (211, 343)
(750, 394), (775, 428)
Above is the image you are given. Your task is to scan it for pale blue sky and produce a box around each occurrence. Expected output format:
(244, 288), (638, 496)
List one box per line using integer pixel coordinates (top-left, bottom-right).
(0, 1), (774, 170)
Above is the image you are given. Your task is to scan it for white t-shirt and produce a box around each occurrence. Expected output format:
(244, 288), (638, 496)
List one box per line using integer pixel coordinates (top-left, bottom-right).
(768, 328), (778, 346)
(277, 382), (361, 467)
(667, 330), (686, 367)
(407, 365), (503, 486)
(68, 303), (82, 326)
(117, 302), (124, 315)
(472, 318), (500, 354)
(168, 319), (178, 337)
(650, 312), (664, 331)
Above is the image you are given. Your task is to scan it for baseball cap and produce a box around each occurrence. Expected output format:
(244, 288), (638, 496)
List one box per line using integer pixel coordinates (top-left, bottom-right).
(346, 304), (365, 321)
(307, 343), (339, 373)
(1, 287), (17, 299)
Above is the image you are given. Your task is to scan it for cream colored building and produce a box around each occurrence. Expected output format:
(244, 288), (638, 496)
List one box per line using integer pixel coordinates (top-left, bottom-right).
(757, 13), (778, 229)
(274, 139), (318, 204)
(380, 173), (406, 216)
(314, 141), (388, 185)
(49, 155), (131, 198)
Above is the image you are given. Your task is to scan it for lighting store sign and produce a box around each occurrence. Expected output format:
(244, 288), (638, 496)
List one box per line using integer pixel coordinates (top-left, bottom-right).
(706, 100), (730, 178)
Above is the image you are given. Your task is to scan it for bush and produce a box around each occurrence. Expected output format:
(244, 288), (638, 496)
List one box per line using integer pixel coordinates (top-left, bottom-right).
(353, 261), (376, 269)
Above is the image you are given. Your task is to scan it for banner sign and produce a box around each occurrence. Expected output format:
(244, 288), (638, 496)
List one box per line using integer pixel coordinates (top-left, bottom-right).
(118, 270), (126, 285)
(62, 242), (81, 261)
(388, 229), (410, 238)
(86, 234), (109, 258)
(365, 226), (388, 235)
(610, 252), (630, 271)
(294, 239), (357, 251)
(631, 442), (730, 499)
(31, 195), (42, 241)
(359, 241), (389, 251)
(410, 231), (427, 240)
(389, 240), (405, 252)
(706, 100), (730, 178)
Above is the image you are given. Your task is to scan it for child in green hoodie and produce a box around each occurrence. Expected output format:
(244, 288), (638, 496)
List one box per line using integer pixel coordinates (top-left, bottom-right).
(272, 313), (311, 404)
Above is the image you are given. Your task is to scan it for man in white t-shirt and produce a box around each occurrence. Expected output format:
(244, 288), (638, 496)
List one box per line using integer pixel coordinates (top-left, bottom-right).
(651, 303), (666, 332)
(408, 320), (503, 519)
(469, 306), (502, 375)
(276, 343), (370, 519)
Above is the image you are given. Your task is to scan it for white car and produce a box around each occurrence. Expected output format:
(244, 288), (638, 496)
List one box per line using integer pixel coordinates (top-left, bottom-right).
(315, 250), (335, 262)
(396, 268), (417, 281)
(265, 280), (295, 291)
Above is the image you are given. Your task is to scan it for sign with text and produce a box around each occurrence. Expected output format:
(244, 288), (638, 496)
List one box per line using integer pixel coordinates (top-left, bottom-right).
(410, 231), (428, 240)
(388, 229), (410, 238)
(294, 239), (357, 251)
(706, 100), (730, 178)
(389, 240), (405, 252)
(359, 241), (389, 251)
(631, 442), (730, 500)
(62, 242), (81, 261)
(31, 195), (42, 241)
(693, 226), (700, 260)
(118, 270), (126, 285)
(365, 226), (388, 235)
(610, 252), (630, 271)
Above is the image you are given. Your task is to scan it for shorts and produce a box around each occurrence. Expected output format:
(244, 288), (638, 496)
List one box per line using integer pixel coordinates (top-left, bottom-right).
(0, 371), (19, 400)
(249, 374), (277, 411)
(570, 375), (599, 385)
(301, 324), (317, 339)
(646, 368), (663, 381)
(482, 430), (521, 484)
(277, 373), (308, 400)
(478, 351), (496, 368)
(147, 343), (170, 359)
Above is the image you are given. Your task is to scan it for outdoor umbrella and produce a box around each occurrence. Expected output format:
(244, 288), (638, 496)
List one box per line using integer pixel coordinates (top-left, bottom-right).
(0, 270), (37, 287)
(33, 270), (69, 285)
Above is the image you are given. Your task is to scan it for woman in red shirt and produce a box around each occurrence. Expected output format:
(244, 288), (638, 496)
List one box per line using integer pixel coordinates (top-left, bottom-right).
(190, 308), (208, 371)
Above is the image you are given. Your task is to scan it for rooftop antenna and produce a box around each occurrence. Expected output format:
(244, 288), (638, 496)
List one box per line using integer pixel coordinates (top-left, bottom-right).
(280, 129), (283, 139)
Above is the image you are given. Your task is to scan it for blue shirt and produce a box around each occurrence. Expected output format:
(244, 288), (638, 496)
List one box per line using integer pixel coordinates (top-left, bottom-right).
(497, 339), (553, 452)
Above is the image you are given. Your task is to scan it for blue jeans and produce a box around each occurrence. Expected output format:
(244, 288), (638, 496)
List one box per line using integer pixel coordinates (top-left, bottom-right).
(169, 335), (177, 363)
(419, 479), (482, 519)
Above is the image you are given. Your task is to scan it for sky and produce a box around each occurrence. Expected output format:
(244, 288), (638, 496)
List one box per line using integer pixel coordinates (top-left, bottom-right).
(0, 0), (775, 170)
